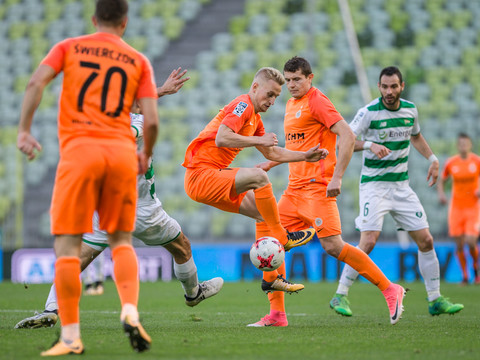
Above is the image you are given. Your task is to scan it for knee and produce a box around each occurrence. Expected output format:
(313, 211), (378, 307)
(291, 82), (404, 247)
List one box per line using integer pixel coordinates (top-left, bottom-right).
(320, 236), (343, 258)
(249, 168), (270, 188)
(418, 234), (434, 252)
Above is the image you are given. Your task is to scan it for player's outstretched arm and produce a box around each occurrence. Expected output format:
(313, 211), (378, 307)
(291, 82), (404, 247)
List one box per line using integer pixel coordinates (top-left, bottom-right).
(157, 67), (190, 98)
(216, 125), (278, 148)
(411, 133), (439, 186)
(255, 143), (328, 163)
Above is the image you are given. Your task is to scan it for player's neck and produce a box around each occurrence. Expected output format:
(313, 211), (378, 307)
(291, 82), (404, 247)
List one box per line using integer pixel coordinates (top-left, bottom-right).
(459, 152), (469, 159)
(95, 25), (124, 37)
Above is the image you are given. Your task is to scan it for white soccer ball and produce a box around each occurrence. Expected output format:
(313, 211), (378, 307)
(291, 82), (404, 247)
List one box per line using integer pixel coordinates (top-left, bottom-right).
(249, 236), (285, 272)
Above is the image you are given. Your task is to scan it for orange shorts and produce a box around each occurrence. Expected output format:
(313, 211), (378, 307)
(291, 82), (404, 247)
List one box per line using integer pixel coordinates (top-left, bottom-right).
(278, 186), (342, 238)
(184, 167), (246, 213)
(448, 204), (480, 237)
(51, 141), (137, 235)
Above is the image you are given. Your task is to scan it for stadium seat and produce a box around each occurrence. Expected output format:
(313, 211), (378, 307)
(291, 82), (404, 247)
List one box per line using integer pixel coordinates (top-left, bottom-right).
(2, 0), (479, 243)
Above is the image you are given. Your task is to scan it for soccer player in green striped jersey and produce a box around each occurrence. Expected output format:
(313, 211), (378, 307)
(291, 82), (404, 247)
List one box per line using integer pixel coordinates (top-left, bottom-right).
(329, 66), (464, 317)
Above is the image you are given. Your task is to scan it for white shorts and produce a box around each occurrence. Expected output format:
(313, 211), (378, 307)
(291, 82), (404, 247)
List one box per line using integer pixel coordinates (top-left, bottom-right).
(355, 182), (429, 232)
(83, 198), (182, 251)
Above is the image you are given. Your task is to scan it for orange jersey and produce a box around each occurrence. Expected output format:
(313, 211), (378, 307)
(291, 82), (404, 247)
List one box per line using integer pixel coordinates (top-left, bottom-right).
(284, 87), (343, 188)
(182, 94), (265, 169)
(41, 32), (157, 151)
(442, 153), (480, 208)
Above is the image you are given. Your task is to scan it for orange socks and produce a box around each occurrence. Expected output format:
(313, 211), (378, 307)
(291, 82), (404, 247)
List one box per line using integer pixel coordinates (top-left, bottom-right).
(254, 183), (288, 245)
(112, 244), (139, 307)
(338, 243), (390, 291)
(257, 221), (285, 313)
(55, 257), (81, 326)
(267, 262), (286, 312)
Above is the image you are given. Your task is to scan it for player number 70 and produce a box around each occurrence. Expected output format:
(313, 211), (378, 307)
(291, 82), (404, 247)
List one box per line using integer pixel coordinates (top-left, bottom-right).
(77, 61), (128, 117)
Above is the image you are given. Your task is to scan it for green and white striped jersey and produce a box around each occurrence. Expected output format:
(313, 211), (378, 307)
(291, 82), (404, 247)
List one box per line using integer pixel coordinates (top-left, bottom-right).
(349, 97), (421, 184)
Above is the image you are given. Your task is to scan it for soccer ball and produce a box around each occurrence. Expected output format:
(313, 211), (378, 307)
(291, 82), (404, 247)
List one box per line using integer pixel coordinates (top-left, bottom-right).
(249, 236), (285, 272)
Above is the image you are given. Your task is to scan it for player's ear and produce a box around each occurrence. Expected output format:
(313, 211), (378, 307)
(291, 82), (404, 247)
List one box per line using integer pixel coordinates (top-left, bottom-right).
(91, 15), (97, 27)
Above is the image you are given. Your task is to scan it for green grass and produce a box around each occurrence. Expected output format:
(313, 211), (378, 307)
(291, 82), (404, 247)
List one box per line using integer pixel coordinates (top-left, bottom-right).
(0, 281), (479, 359)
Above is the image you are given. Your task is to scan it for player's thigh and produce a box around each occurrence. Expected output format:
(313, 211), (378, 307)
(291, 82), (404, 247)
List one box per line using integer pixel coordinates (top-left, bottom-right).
(278, 191), (309, 232)
(356, 185), (392, 232)
(97, 145), (138, 234)
(234, 167), (269, 194)
(184, 167), (245, 213)
(464, 206), (480, 237)
(51, 144), (106, 235)
(448, 207), (466, 237)
(453, 206), (480, 237)
(134, 198), (182, 246)
(390, 186), (429, 231)
(296, 190), (342, 238)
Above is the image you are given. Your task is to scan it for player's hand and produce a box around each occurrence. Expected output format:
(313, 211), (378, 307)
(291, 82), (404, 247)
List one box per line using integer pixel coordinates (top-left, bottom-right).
(438, 192), (448, 205)
(137, 151), (149, 174)
(157, 67), (190, 97)
(326, 177), (342, 197)
(17, 131), (42, 161)
(260, 133), (278, 147)
(371, 143), (391, 159)
(304, 144), (329, 162)
(427, 160), (439, 186)
(255, 161), (273, 172)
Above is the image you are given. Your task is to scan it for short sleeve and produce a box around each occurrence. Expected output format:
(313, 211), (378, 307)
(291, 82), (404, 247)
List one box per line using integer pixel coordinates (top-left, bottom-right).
(221, 100), (253, 133)
(349, 106), (370, 137)
(309, 91), (343, 128)
(411, 107), (421, 135)
(41, 39), (71, 74)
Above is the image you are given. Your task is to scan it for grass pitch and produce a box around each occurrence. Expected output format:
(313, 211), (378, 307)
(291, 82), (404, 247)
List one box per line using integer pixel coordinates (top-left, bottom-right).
(0, 280), (479, 359)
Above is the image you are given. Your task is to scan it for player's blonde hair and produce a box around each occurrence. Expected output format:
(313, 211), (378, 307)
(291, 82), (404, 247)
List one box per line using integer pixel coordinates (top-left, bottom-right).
(254, 67), (285, 86)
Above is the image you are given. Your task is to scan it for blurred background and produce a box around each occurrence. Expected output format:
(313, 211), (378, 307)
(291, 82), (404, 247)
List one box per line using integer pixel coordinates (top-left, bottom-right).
(0, 0), (478, 282)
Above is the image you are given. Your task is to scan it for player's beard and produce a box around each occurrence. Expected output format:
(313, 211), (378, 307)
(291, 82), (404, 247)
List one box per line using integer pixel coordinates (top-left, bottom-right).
(382, 93), (400, 107)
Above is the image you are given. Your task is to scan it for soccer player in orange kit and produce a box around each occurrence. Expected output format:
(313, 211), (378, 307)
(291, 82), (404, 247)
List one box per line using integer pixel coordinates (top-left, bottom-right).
(438, 133), (480, 284)
(248, 57), (406, 327)
(17, 0), (157, 355)
(183, 67), (328, 293)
